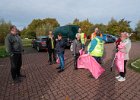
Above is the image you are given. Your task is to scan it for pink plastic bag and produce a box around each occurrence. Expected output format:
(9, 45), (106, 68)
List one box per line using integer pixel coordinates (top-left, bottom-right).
(56, 58), (60, 64)
(77, 54), (105, 79)
(115, 42), (125, 72)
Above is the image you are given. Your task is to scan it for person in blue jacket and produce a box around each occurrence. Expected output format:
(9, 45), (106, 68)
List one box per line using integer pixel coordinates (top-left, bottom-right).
(55, 33), (66, 73)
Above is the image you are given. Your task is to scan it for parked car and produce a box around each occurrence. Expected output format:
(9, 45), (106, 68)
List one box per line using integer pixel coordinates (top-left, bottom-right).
(32, 36), (48, 52)
(102, 34), (117, 43)
(53, 25), (80, 47)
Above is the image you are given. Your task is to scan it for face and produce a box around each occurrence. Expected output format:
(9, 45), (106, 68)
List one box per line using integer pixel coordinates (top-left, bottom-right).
(77, 34), (81, 40)
(11, 26), (17, 35)
(58, 35), (62, 40)
(78, 28), (81, 33)
(121, 32), (127, 40)
(95, 28), (99, 33)
(49, 31), (52, 35)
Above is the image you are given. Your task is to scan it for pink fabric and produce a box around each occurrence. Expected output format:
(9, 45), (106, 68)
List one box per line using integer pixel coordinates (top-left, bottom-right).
(56, 58), (60, 64)
(77, 54), (105, 79)
(115, 42), (125, 72)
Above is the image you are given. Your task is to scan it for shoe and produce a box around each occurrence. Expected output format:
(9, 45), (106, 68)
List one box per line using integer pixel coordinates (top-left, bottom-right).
(74, 67), (78, 70)
(13, 78), (22, 84)
(115, 75), (121, 79)
(58, 69), (64, 73)
(117, 77), (126, 82)
(56, 67), (61, 69)
(49, 62), (52, 65)
(18, 74), (26, 78)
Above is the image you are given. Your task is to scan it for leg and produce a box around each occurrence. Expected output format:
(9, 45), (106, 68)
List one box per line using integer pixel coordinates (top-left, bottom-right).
(52, 49), (56, 62)
(48, 50), (52, 64)
(120, 60), (127, 77)
(10, 55), (17, 80)
(74, 53), (80, 69)
(59, 53), (64, 70)
(17, 53), (22, 76)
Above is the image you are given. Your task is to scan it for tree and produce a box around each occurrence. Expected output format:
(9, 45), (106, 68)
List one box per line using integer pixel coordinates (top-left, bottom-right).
(0, 18), (11, 43)
(73, 19), (93, 36)
(21, 18), (60, 38)
(107, 18), (132, 36)
(135, 20), (140, 37)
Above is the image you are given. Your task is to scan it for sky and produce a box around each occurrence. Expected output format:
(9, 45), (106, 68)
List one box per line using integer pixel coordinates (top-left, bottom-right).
(0, 0), (140, 30)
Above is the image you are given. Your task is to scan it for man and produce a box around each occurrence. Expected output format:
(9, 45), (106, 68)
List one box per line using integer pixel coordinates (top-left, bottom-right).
(90, 27), (102, 40)
(87, 31), (104, 64)
(76, 28), (87, 49)
(55, 33), (66, 73)
(73, 33), (82, 70)
(116, 32), (131, 82)
(5, 25), (25, 83)
(46, 31), (56, 65)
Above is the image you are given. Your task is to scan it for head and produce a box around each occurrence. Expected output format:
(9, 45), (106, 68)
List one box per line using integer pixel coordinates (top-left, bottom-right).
(121, 32), (129, 40)
(95, 27), (99, 33)
(76, 33), (81, 40)
(96, 31), (101, 36)
(10, 25), (17, 35)
(49, 31), (53, 37)
(78, 28), (81, 33)
(58, 33), (62, 40)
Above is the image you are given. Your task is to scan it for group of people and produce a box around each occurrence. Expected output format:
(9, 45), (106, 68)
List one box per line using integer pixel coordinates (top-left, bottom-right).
(5, 25), (131, 84)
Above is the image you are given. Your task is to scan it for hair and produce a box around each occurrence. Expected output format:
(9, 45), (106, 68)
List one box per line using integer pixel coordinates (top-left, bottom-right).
(58, 33), (62, 37)
(10, 25), (16, 31)
(96, 31), (101, 36)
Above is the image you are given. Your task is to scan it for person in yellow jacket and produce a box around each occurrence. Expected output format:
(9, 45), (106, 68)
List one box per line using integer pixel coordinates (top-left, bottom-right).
(90, 27), (102, 40)
(76, 28), (87, 49)
(88, 31), (104, 64)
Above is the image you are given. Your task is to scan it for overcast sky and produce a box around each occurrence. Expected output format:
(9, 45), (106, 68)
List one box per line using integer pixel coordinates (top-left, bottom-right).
(0, 0), (140, 29)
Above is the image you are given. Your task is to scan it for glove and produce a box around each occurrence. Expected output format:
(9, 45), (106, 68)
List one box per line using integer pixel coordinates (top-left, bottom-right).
(87, 52), (90, 54)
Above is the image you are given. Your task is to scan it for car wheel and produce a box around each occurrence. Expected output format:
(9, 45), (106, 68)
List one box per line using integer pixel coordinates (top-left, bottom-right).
(37, 46), (40, 52)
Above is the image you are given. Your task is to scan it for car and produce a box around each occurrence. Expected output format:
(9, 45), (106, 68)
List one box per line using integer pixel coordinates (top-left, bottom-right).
(32, 36), (48, 52)
(102, 34), (117, 43)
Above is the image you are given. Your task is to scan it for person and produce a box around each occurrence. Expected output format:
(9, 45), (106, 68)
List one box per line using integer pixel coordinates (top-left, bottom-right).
(5, 25), (25, 83)
(87, 31), (104, 64)
(76, 28), (87, 49)
(116, 32), (131, 82)
(90, 27), (102, 40)
(73, 33), (82, 70)
(46, 31), (56, 65)
(55, 33), (66, 73)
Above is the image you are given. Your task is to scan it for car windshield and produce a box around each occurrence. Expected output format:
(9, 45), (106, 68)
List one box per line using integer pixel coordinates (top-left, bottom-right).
(41, 38), (47, 41)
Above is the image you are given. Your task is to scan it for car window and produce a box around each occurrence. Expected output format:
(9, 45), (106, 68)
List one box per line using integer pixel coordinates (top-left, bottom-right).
(41, 38), (48, 41)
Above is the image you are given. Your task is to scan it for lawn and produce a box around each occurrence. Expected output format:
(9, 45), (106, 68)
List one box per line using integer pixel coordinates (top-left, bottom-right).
(129, 58), (140, 73)
(0, 39), (32, 58)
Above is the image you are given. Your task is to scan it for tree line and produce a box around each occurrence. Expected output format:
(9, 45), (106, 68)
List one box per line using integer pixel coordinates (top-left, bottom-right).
(0, 17), (140, 44)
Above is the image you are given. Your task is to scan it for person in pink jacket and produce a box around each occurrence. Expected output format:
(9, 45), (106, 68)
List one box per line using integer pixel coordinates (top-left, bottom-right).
(116, 32), (131, 82)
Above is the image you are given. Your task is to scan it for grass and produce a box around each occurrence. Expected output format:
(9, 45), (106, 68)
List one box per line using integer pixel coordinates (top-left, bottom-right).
(0, 39), (32, 58)
(128, 58), (140, 73)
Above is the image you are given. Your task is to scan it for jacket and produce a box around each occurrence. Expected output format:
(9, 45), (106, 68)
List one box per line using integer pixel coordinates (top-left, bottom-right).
(5, 33), (23, 55)
(46, 37), (56, 51)
(55, 39), (66, 54)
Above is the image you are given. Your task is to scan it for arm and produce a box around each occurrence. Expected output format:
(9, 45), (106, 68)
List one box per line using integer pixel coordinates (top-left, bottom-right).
(73, 40), (76, 56)
(5, 35), (13, 55)
(88, 39), (97, 53)
(84, 33), (87, 44)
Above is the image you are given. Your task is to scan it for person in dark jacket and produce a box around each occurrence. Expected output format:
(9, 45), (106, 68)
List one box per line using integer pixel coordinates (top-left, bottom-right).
(5, 25), (25, 83)
(73, 33), (82, 70)
(46, 31), (56, 65)
(55, 33), (66, 73)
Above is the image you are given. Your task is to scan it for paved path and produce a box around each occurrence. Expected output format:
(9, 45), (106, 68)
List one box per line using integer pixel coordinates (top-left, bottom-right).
(0, 42), (140, 100)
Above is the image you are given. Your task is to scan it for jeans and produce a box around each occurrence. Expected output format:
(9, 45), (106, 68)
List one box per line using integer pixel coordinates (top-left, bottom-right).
(58, 52), (64, 70)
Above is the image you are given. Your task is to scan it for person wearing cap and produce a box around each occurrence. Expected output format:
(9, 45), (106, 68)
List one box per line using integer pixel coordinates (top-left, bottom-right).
(90, 27), (102, 40)
(5, 25), (25, 83)
(87, 31), (104, 64)
(73, 33), (82, 70)
(76, 28), (87, 49)
(116, 32), (131, 82)
(46, 31), (56, 65)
